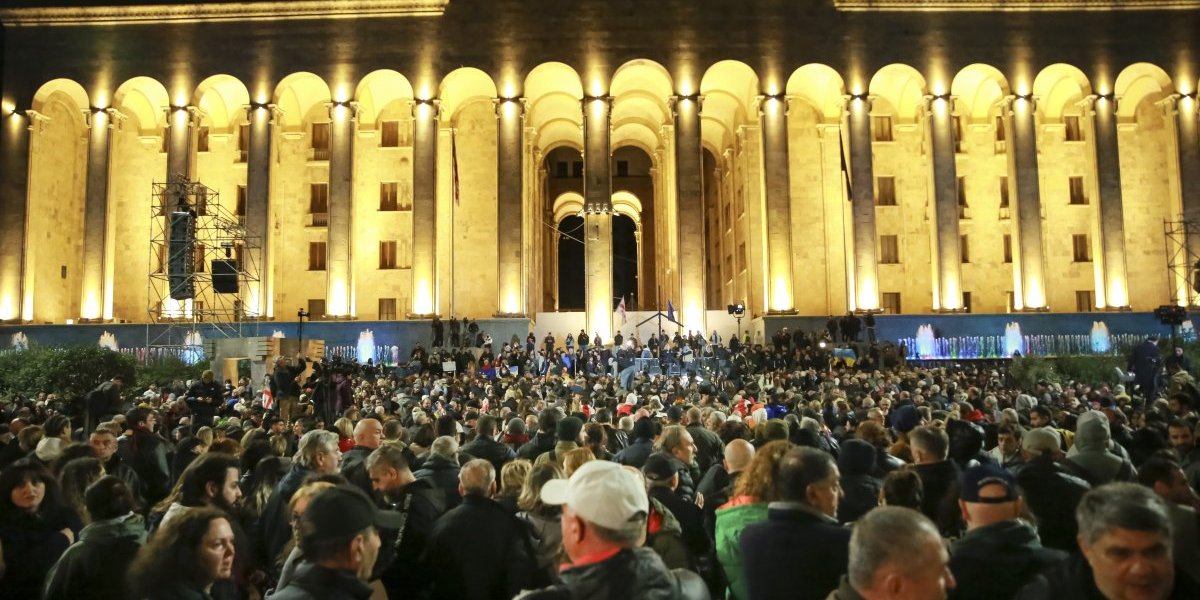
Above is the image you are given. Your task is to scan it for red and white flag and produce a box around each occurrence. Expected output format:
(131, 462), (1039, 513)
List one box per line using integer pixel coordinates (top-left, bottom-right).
(262, 388), (274, 411)
(618, 296), (627, 325)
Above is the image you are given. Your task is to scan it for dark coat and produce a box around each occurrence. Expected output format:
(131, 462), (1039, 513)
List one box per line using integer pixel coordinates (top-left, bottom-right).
(422, 495), (539, 600)
(949, 520), (1067, 600)
(414, 454), (464, 510)
(1014, 456), (1091, 554)
(377, 478), (446, 596)
(913, 460), (964, 537)
(42, 514), (147, 600)
(1016, 552), (1200, 600)
(338, 444), (376, 497)
(460, 436), (517, 475)
(0, 505), (82, 600)
(687, 425), (725, 474)
(258, 462), (314, 565)
(739, 503), (851, 600)
(517, 432), (557, 461)
(837, 439), (882, 524)
(514, 547), (708, 600)
(270, 563), (373, 600)
(271, 360), (306, 399)
(614, 437), (654, 469)
(648, 486), (709, 566)
(123, 427), (172, 508)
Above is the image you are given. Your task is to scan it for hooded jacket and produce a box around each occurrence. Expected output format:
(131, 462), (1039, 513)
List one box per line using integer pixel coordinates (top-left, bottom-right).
(415, 453), (465, 510)
(837, 439), (882, 524)
(1064, 410), (1135, 486)
(514, 547), (707, 600)
(948, 520), (1067, 600)
(714, 497), (770, 600)
(42, 513), (148, 600)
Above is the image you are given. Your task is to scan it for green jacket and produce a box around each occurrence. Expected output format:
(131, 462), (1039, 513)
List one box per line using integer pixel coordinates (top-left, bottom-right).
(714, 496), (769, 600)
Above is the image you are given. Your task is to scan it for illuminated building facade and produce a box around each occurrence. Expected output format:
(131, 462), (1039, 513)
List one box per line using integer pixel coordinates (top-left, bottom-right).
(2, 0), (1200, 341)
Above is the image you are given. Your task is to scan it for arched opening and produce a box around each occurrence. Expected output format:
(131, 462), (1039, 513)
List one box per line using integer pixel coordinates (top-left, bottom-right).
(557, 214), (585, 310)
(545, 147), (584, 310)
(612, 146), (653, 308)
(613, 214), (638, 311)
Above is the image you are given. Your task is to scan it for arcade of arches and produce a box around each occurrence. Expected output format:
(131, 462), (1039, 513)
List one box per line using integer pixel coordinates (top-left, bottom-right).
(6, 59), (1200, 340)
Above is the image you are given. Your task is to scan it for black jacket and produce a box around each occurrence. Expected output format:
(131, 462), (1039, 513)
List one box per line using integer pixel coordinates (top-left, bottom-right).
(271, 563), (373, 600)
(517, 432), (557, 461)
(1016, 552), (1200, 600)
(739, 503), (851, 600)
(837, 440), (882, 524)
(0, 505), (82, 600)
(515, 547), (708, 600)
(258, 462), (315, 565)
(185, 379), (223, 419)
(648, 486), (709, 567)
(687, 425), (725, 474)
(42, 514), (147, 600)
(123, 427), (171, 507)
(414, 454), (464, 510)
(913, 460), (964, 537)
(422, 495), (539, 600)
(460, 436), (517, 475)
(1014, 457), (1091, 554)
(614, 438), (655, 469)
(377, 478), (446, 596)
(338, 444), (376, 497)
(949, 520), (1068, 600)
(271, 360), (306, 399)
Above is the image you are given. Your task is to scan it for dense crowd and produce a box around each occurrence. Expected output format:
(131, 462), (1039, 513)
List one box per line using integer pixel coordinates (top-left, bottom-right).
(1, 327), (1199, 600)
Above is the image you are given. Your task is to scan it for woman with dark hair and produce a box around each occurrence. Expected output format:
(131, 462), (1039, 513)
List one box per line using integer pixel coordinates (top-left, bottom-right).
(43, 476), (147, 600)
(516, 462), (564, 583)
(58, 457), (105, 525)
(0, 459), (82, 600)
(129, 507), (236, 600)
(241, 454), (288, 518)
(43, 415), (72, 446)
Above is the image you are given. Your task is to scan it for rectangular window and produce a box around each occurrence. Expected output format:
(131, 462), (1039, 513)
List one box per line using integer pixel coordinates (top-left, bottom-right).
(194, 243), (206, 273)
(380, 182), (399, 211)
(738, 242), (747, 273)
(381, 121), (400, 148)
(1064, 116), (1083, 142)
(197, 126), (210, 153)
(554, 162), (569, 178)
(1003, 234), (1013, 263)
(307, 299), (326, 319)
(308, 241), (327, 271)
(309, 183), (329, 214)
(999, 176), (1010, 208)
(311, 122), (330, 160)
(1069, 176), (1088, 205)
(879, 235), (900, 264)
(875, 176), (897, 206)
(953, 115), (964, 153)
(724, 254), (733, 279)
(958, 176), (968, 218)
(872, 116), (893, 142)
(378, 298), (398, 320)
(237, 124), (249, 162)
(994, 115), (1007, 142)
(882, 292), (902, 315)
(572, 161), (583, 178)
(962, 291), (973, 313)
(616, 160), (630, 177)
(1006, 291), (1016, 313)
(1075, 290), (1095, 312)
(379, 240), (397, 269)
(195, 188), (208, 216)
(1072, 234), (1092, 262)
(235, 185), (247, 218)
(960, 234), (970, 263)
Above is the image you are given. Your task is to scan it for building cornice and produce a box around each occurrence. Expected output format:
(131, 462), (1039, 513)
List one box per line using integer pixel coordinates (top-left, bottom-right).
(834, 0), (1200, 10)
(0, 0), (449, 27)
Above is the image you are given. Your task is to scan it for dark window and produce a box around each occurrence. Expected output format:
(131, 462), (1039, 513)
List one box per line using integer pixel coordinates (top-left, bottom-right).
(308, 242), (327, 271)
(379, 298), (397, 320)
(953, 115), (964, 153)
(194, 243), (206, 273)
(572, 161), (584, 177)
(235, 185), (247, 218)
(380, 182), (399, 211)
(616, 161), (629, 177)
(879, 235), (900, 264)
(237, 124), (249, 162)
(994, 115), (1007, 142)
(962, 291), (973, 313)
(958, 177), (968, 218)
(308, 299), (326, 319)
(197, 126), (210, 153)
(882, 292), (902, 314)
(875, 177), (897, 206)
(1075, 290), (1094, 312)
(311, 122), (330, 160)
(310, 183), (329, 214)
(960, 235), (970, 263)
(999, 176), (1010, 208)
(1065, 116), (1083, 142)
(1072, 234), (1092, 263)
(1069, 176), (1088, 205)
(381, 121), (400, 148)
(555, 162), (569, 178)
(379, 240), (397, 269)
(872, 116), (893, 142)
(1003, 234), (1012, 263)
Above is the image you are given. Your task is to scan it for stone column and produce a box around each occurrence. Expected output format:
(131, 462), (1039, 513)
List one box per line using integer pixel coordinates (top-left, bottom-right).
(410, 99), (439, 316)
(673, 94), (707, 331)
(79, 108), (114, 320)
(496, 97), (525, 316)
(759, 95), (796, 314)
(243, 104), (273, 318)
(326, 101), (357, 317)
(846, 96), (880, 311)
(0, 110), (32, 321)
(1005, 95), (1047, 310)
(165, 105), (196, 183)
(1086, 95), (1130, 308)
(926, 95), (963, 311)
(583, 95), (613, 341)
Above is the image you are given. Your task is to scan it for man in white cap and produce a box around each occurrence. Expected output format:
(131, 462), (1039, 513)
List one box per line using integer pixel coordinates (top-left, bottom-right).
(516, 460), (707, 600)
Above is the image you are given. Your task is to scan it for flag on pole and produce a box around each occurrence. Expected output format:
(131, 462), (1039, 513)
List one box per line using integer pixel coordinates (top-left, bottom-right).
(667, 299), (677, 325)
(618, 296), (627, 325)
(452, 129), (461, 206)
(839, 125), (853, 201)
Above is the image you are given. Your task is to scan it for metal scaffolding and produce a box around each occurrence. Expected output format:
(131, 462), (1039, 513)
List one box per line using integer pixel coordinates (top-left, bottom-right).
(146, 175), (263, 353)
(1163, 219), (1200, 307)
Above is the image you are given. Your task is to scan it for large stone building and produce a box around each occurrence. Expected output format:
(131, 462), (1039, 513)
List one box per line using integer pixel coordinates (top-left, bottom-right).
(2, 0), (1199, 341)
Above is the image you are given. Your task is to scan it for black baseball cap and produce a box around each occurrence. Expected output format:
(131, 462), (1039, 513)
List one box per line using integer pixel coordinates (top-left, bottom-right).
(300, 485), (404, 539)
(642, 453), (681, 482)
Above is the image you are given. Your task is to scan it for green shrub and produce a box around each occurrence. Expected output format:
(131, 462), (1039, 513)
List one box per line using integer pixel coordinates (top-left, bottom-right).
(135, 357), (207, 392)
(0, 345), (136, 403)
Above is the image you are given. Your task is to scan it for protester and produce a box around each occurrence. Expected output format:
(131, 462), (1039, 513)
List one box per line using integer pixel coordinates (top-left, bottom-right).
(714, 440), (791, 600)
(43, 476), (146, 600)
(0, 460), (83, 600)
(827, 506), (956, 600)
(129, 507), (236, 600)
(366, 443), (446, 596)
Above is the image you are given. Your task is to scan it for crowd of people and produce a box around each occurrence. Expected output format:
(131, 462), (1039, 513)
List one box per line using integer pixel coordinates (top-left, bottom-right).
(0, 326), (1198, 600)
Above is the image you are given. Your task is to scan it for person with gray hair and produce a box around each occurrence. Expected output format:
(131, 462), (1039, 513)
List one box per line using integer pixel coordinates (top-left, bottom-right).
(422, 458), (538, 600)
(827, 506), (955, 600)
(259, 429), (342, 562)
(1017, 482), (1200, 600)
(415, 435), (465, 510)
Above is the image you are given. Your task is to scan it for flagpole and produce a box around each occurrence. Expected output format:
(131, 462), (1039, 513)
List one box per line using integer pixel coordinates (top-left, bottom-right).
(450, 127), (457, 320)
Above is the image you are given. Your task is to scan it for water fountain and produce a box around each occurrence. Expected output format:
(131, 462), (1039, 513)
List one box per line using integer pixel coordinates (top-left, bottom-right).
(1182, 320), (1197, 343)
(356, 330), (377, 364)
(182, 330), (205, 365)
(1090, 321), (1112, 353)
(271, 330), (285, 338)
(10, 332), (28, 351)
(98, 331), (119, 351)
(915, 325), (936, 359)
(1004, 322), (1024, 357)
(391, 345), (400, 367)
